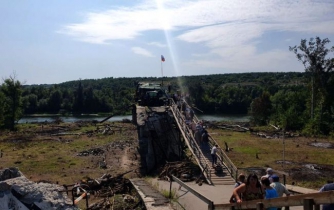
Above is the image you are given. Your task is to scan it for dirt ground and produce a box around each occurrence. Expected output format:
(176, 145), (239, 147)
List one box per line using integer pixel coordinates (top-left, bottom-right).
(0, 121), (142, 184)
(1, 120), (333, 190)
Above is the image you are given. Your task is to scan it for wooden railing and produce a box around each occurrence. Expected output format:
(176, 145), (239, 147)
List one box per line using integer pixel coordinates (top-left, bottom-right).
(207, 135), (238, 181)
(169, 99), (212, 184)
(214, 191), (334, 210)
(171, 175), (214, 209)
(173, 99), (238, 183)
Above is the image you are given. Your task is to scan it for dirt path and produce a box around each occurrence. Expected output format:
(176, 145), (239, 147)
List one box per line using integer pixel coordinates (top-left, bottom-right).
(121, 148), (131, 171)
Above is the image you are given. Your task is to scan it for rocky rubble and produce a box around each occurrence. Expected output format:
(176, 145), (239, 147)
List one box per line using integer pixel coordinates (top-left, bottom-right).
(0, 168), (77, 210)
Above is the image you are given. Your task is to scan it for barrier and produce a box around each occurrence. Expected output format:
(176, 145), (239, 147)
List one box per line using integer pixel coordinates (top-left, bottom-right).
(71, 184), (90, 209)
(213, 190), (334, 210)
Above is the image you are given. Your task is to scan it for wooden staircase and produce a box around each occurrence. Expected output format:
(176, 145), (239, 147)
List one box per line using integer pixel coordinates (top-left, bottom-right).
(200, 147), (236, 185)
(169, 99), (237, 185)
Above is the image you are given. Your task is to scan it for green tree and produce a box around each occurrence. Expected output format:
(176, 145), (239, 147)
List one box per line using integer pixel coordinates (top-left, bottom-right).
(48, 89), (62, 113)
(290, 37), (334, 134)
(73, 80), (84, 114)
(25, 94), (38, 114)
(0, 91), (5, 127)
(188, 81), (204, 109)
(1, 75), (23, 130)
(250, 91), (272, 125)
(271, 90), (308, 131)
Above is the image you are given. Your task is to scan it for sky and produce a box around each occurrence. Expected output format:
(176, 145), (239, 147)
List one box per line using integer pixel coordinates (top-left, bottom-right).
(1, 0), (334, 85)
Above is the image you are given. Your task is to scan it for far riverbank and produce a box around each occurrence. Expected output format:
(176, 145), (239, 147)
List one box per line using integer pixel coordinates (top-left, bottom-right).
(19, 114), (250, 123)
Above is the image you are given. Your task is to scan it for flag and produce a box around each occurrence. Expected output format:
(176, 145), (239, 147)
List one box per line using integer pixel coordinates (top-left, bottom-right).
(161, 55), (165, 62)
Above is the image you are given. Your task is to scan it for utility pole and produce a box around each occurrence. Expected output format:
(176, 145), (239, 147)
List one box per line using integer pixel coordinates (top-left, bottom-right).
(311, 73), (314, 119)
(283, 128), (285, 170)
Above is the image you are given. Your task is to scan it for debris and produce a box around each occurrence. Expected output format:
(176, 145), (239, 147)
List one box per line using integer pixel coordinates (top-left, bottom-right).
(77, 148), (105, 156)
(158, 161), (199, 182)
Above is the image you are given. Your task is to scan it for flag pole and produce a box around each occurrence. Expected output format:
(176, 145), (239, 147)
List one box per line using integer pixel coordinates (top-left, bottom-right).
(161, 56), (164, 86)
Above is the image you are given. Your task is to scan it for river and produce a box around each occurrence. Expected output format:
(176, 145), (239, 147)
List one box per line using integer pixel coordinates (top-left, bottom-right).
(19, 114), (249, 124)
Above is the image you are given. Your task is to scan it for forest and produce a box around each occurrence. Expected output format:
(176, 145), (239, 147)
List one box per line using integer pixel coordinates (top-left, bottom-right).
(1, 37), (333, 136)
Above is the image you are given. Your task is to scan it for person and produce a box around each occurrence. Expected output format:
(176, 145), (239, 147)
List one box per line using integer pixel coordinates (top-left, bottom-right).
(211, 144), (218, 167)
(235, 173), (246, 187)
(229, 173), (246, 203)
(201, 129), (209, 145)
(270, 174), (290, 210)
(233, 173), (264, 204)
(194, 128), (202, 145)
(261, 177), (278, 210)
(262, 168), (274, 183)
(189, 109), (194, 121)
(319, 182), (334, 210)
(190, 121), (197, 135)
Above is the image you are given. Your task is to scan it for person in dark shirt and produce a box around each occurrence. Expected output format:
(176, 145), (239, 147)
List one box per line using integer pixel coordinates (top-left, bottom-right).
(233, 173), (264, 204)
(319, 182), (334, 210)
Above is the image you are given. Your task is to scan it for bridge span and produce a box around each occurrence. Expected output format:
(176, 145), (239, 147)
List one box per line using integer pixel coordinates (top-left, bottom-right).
(134, 96), (237, 185)
(132, 83), (328, 210)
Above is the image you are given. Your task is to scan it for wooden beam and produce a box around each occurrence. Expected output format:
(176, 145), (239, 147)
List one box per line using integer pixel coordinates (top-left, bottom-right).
(214, 191), (334, 210)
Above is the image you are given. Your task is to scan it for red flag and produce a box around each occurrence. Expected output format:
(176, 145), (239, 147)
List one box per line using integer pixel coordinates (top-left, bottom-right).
(161, 55), (165, 62)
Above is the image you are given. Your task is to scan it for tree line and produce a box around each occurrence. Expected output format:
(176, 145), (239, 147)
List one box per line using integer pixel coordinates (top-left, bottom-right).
(1, 37), (333, 136)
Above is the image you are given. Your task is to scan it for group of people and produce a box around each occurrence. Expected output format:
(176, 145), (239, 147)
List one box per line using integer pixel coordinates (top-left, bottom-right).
(230, 168), (290, 210)
(176, 96), (219, 168)
(186, 113), (217, 167)
(230, 168), (333, 210)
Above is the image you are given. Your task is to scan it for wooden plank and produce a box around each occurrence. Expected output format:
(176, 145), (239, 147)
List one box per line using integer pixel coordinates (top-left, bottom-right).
(171, 175), (213, 209)
(214, 191), (334, 210)
(286, 184), (318, 194)
(74, 192), (86, 205)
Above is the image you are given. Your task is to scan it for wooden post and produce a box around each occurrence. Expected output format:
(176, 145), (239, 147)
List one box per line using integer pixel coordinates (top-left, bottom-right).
(169, 175), (172, 199)
(208, 201), (214, 210)
(303, 198), (314, 210)
(256, 202), (264, 210)
(314, 204), (320, 210)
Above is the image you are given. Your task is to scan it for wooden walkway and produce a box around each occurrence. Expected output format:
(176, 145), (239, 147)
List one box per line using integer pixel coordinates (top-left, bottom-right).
(199, 146), (235, 185)
(169, 101), (235, 185)
(130, 178), (174, 210)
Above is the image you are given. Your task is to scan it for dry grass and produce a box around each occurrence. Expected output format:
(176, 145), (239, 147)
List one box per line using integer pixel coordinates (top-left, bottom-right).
(0, 122), (138, 185)
(1, 122), (332, 191)
(208, 127), (334, 189)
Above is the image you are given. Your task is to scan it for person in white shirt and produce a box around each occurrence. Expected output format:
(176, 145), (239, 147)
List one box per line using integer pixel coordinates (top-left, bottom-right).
(270, 175), (290, 210)
(261, 168), (275, 183)
(211, 144), (218, 167)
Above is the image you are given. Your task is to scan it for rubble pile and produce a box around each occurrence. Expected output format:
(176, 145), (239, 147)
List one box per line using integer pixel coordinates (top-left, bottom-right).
(64, 171), (143, 210)
(77, 148), (105, 156)
(0, 168), (143, 210)
(158, 161), (200, 182)
(0, 168), (76, 210)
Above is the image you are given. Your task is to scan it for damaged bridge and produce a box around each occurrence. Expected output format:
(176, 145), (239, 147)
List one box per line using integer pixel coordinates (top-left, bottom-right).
(133, 83), (236, 185)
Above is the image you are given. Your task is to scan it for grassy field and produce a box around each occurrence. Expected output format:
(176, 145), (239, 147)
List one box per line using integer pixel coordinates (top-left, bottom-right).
(0, 121), (138, 185)
(208, 127), (334, 189)
(1, 121), (333, 190)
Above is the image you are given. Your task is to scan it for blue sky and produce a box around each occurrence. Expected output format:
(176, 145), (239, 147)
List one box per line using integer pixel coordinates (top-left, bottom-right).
(1, 0), (334, 85)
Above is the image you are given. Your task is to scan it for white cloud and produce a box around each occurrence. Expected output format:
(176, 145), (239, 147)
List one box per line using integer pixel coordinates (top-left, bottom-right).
(148, 42), (166, 48)
(59, 0), (334, 43)
(131, 47), (154, 57)
(59, 0), (334, 74)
